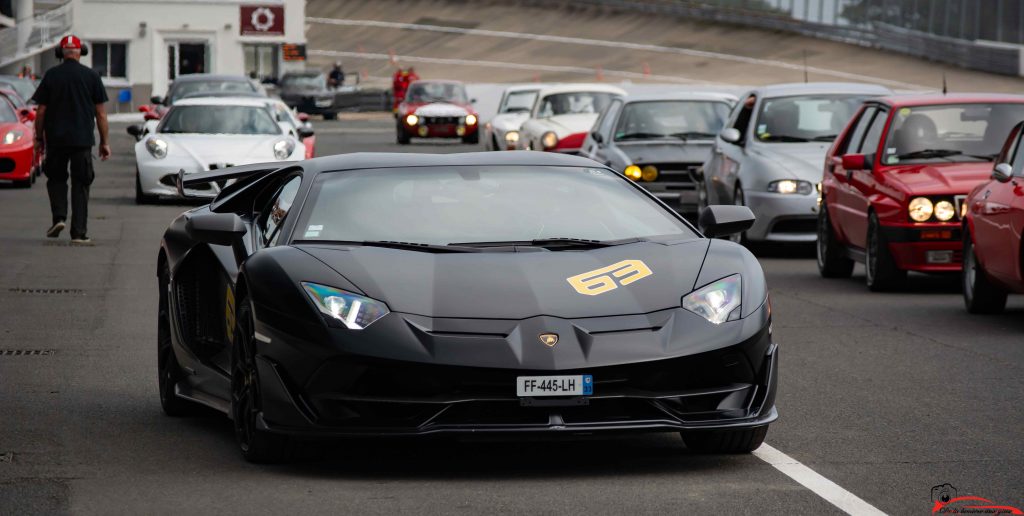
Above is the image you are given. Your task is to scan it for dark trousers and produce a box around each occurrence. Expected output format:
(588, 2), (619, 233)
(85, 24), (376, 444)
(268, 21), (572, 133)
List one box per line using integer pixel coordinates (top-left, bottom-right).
(44, 146), (94, 238)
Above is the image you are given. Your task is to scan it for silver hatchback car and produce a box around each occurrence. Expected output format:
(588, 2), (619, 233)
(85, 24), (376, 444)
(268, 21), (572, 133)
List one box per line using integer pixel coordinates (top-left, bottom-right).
(698, 82), (891, 243)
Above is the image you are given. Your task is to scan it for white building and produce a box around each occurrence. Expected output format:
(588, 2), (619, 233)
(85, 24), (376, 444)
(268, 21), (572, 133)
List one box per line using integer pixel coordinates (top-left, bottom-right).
(0, 0), (307, 110)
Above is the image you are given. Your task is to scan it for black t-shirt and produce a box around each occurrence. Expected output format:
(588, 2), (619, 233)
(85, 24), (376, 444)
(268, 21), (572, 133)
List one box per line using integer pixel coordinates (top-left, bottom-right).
(31, 60), (109, 148)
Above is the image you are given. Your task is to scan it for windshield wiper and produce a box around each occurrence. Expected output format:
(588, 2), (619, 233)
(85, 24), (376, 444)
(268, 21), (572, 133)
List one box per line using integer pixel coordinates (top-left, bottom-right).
(449, 237), (646, 249)
(810, 134), (839, 142)
(616, 132), (666, 140)
(292, 240), (480, 253)
(896, 149), (963, 160)
(759, 134), (810, 142)
(669, 131), (717, 140)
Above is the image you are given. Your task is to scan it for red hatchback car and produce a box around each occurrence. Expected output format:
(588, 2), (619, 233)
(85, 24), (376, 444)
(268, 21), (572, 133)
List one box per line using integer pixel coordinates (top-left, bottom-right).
(962, 120), (1024, 312)
(817, 94), (1024, 290)
(396, 80), (479, 145)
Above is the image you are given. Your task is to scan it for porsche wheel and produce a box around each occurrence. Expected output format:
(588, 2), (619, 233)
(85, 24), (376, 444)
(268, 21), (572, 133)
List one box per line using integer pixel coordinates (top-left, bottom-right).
(681, 426), (768, 454)
(817, 202), (854, 278)
(962, 227), (1008, 314)
(865, 212), (905, 291)
(157, 265), (200, 417)
(231, 297), (291, 463)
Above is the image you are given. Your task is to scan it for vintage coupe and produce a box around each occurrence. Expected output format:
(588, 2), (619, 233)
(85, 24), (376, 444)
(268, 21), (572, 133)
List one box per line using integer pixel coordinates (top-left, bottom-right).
(484, 84), (545, 151)
(581, 92), (735, 216)
(518, 84), (626, 154)
(396, 80), (480, 145)
(155, 152), (776, 462)
(700, 83), (891, 243)
(818, 93), (1024, 290)
(962, 120), (1024, 313)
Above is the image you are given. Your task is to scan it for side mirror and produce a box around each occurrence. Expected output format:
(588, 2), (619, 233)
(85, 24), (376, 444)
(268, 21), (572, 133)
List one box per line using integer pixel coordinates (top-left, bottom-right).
(185, 211), (248, 265)
(150, 95), (163, 105)
(591, 131), (603, 144)
(698, 205), (756, 238)
(841, 153), (870, 170)
(720, 128), (742, 144)
(138, 105), (151, 113)
(144, 111), (161, 121)
(992, 163), (1013, 182)
(297, 126), (314, 138)
(297, 112), (310, 122)
(18, 108), (34, 122)
(126, 124), (143, 137)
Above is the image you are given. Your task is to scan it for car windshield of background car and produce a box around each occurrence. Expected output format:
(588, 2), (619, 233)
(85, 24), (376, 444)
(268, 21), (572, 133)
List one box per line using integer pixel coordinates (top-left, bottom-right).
(881, 103), (1024, 165)
(281, 74), (327, 90)
(160, 105), (281, 135)
(0, 78), (35, 103)
(614, 101), (732, 141)
(501, 91), (538, 113)
(755, 95), (866, 143)
(407, 82), (468, 104)
(0, 100), (17, 123)
(170, 81), (257, 103)
(538, 92), (616, 118)
(296, 166), (696, 245)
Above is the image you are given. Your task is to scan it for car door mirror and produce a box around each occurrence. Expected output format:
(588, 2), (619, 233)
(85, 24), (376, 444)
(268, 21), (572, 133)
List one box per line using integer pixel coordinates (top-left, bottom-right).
(185, 211), (249, 265)
(698, 205), (756, 238)
(297, 125), (314, 138)
(18, 108), (34, 122)
(720, 128), (742, 145)
(126, 124), (143, 137)
(150, 95), (163, 105)
(992, 163), (1013, 182)
(591, 131), (603, 144)
(841, 153), (871, 171)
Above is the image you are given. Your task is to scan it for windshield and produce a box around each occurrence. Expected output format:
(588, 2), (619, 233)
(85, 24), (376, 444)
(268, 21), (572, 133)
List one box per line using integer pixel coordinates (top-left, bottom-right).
(160, 105), (280, 135)
(169, 80), (257, 103)
(500, 90), (538, 113)
(881, 103), (1024, 164)
(615, 101), (732, 141)
(0, 99), (17, 123)
(406, 82), (468, 103)
(0, 78), (35, 103)
(295, 166), (695, 245)
(281, 74), (326, 89)
(538, 92), (617, 117)
(0, 91), (25, 109)
(755, 94), (867, 143)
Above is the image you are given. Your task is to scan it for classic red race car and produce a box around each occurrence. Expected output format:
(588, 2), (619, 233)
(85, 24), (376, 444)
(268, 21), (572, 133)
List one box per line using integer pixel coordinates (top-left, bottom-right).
(817, 94), (1024, 290)
(0, 89), (37, 188)
(962, 120), (1024, 312)
(396, 80), (479, 145)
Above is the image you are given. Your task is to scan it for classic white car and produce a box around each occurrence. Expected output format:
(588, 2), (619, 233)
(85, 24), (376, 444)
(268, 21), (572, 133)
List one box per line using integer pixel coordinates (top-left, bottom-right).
(517, 84), (626, 153)
(129, 97), (304, 203)
(483, 84), (547, 151)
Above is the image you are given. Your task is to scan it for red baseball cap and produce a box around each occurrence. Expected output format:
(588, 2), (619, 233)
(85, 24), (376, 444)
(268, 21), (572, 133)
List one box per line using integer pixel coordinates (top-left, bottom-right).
(59, 35), (82, 49)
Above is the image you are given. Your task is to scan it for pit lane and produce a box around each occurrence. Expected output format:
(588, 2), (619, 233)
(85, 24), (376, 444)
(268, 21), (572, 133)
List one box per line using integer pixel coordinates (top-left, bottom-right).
(0, 118), (1021, 515)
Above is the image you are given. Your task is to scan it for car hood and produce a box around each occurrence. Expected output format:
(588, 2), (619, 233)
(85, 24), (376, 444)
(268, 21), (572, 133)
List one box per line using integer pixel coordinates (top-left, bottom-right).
(162, 134), (287, 165)
(616, 141), (714, 164)
(533, 113), (600, 137)
(750, 142), (831, 181)
(491, 112), (530, 131)
(408, 102), (473, 117)
(882, 162), (994, 195)
(298, 240), (710, 319)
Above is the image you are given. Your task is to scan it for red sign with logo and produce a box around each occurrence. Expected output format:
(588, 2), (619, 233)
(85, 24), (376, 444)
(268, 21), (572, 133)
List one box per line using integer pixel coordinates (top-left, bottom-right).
(240, 5), (285, 36)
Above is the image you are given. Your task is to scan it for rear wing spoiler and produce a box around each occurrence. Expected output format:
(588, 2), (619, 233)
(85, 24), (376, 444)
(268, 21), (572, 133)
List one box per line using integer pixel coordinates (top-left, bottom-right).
(176, 161), (288, 194)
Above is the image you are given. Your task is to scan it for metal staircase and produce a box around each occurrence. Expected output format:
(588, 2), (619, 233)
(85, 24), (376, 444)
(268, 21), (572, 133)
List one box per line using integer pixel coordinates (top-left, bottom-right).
(0, 1), (73, 69)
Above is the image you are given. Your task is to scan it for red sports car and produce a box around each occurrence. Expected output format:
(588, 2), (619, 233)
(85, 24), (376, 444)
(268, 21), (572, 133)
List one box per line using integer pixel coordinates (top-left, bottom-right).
(817, 94), (1024, 290)
(396, 80), (479, 145)
(0, 90), (37, 188)
(962, 120), (1024, 312)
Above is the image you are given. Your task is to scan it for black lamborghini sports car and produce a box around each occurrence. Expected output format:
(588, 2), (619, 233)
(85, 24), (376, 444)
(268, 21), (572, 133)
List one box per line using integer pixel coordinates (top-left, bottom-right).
(157, 152), (776, 462)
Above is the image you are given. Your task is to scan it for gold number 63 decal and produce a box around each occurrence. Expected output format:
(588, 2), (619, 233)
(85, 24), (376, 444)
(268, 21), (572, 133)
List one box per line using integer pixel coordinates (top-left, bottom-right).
(566, 259), (653, 296)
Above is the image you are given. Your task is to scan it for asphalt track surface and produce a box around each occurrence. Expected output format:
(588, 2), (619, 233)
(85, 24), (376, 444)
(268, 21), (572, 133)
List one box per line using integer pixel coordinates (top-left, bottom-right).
(1, 119), (1022, 515)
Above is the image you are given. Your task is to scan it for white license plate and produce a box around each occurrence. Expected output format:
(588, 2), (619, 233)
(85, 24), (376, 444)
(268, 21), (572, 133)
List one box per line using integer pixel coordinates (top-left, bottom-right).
(517, 375), (593, 397)
(315, 99), (332, 107)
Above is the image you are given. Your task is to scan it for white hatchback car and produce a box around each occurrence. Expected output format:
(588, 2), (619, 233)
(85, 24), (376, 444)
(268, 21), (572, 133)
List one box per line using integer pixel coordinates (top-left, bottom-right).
(131, 97), (304, 203)
(517, 84), (626, 154)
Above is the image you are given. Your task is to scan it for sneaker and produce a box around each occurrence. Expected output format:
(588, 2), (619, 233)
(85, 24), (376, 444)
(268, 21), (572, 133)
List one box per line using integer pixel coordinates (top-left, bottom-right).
(46, 221), (66, 238)
(70, 237), (93, 246)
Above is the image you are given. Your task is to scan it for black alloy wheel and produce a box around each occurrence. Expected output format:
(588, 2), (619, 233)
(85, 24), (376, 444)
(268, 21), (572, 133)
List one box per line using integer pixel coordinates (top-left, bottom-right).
(816, 202), (854, 278)
(962, 226), (1008, 313)
(865, 212), (906, 291)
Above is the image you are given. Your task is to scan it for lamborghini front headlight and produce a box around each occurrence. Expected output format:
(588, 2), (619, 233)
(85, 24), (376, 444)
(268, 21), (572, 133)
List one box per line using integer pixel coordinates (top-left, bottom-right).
(682, 274), (742, 324)
(301, 282), (390, 330)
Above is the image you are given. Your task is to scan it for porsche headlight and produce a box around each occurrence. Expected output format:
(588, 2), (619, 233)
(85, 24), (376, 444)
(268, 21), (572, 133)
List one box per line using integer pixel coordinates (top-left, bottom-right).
(908, 197), (933, 222)
(273, 139), (295, 160)
(3, 129), (24, 145)
(641, 165), (659, 182)
(301, 282), (390, 330)
(465, 114), (477, 126)
(541, 131), (558, 150)
(145, 137), (168, 159)
(405, 114), (419, 126)
(767, 179), (812, 195)
(682, 274), (742, 325)
(934, 200), (955, 221)
(504, 130), (520, 144)
(624, 165), (642, 181)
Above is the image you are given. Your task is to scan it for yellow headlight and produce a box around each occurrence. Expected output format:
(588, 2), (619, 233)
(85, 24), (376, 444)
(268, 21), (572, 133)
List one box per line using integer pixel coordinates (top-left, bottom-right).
(641, 165), (658, 182)
(465, 114), (477, 125)
(541, 132), (558, 150)
(504, 130), (520, 143)
(405, 114), (419, 126)
(624, 165), (642, 181)
(934, 200), (955, 221)
(908, 197), (933, 222)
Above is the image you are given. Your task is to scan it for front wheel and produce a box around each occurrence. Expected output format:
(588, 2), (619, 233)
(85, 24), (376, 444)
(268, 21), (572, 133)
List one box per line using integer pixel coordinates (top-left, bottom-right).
(396, 125), (411, 145)
(865, 212), (906, 291)
(462, 131), (480, 145)
(681, 426), (768, 454)
(817, 203), (854, 278)
(962, 227), (1008, 313)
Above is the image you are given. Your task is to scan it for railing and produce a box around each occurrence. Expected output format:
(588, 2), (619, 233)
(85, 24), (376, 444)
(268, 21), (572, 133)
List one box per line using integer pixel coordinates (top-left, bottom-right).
(0, 2), (73, 69)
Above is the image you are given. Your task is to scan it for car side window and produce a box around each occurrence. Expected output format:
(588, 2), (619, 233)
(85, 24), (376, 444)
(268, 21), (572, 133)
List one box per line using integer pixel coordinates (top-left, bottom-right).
(731, 95), (756, 140)
(259, 176), (301, 247)
(840, 106), (877, 155)
(857, 109), (888, 155)
(1012, 129), (1024, 176)
(598, 100), (622, 140)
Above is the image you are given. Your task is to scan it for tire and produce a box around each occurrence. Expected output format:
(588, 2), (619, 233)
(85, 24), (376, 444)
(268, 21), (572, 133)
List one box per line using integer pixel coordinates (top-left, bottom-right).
(962, 226), (1008, 314)
(135, 170), (157, 205)
(865, 212), (906, 291)
(728, 185), (747, 244)
(157, 265), (201, 417)
(681, 425), (769, 454)
(396, 124), (411, 145)
(816, 202), (854, 278)
(322, 111), (338, 120)
(462, 131), (480, 145)
(14, 176), (32, 188)
(231, 296), (292, 463)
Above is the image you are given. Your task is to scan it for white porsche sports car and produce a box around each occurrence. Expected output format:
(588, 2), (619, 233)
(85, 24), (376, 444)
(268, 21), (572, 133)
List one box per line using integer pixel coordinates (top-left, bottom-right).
(517, 84), (626, 154)
(483, 84), (546, 151)
(131, 97), (304, 203)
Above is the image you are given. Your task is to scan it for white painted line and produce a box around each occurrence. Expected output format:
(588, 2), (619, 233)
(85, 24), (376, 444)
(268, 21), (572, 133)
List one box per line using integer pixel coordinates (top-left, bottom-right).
(307, 17), (928, 90)
(754, 444), (887, 516)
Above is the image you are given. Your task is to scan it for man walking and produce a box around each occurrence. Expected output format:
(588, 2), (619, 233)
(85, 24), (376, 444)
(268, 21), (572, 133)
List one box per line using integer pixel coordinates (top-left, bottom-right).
(32, 35), (110, 244)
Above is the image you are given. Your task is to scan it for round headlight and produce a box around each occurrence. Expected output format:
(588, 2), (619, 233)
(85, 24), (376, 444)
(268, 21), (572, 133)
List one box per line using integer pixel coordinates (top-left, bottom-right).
(405, 114), (419, 126)
(504, 130), (520, 143)
(934, 200), (955, 221)
(641, 165), (658, 182)
(624, 165), (642, 181)
(541, 131), (558, 150)
(145, 138), (168, 159)
(465, 114), (477, 126)
(908, 197), (934, 222)
(3, 129), (24, 145)
(273, 139), (294, 160)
